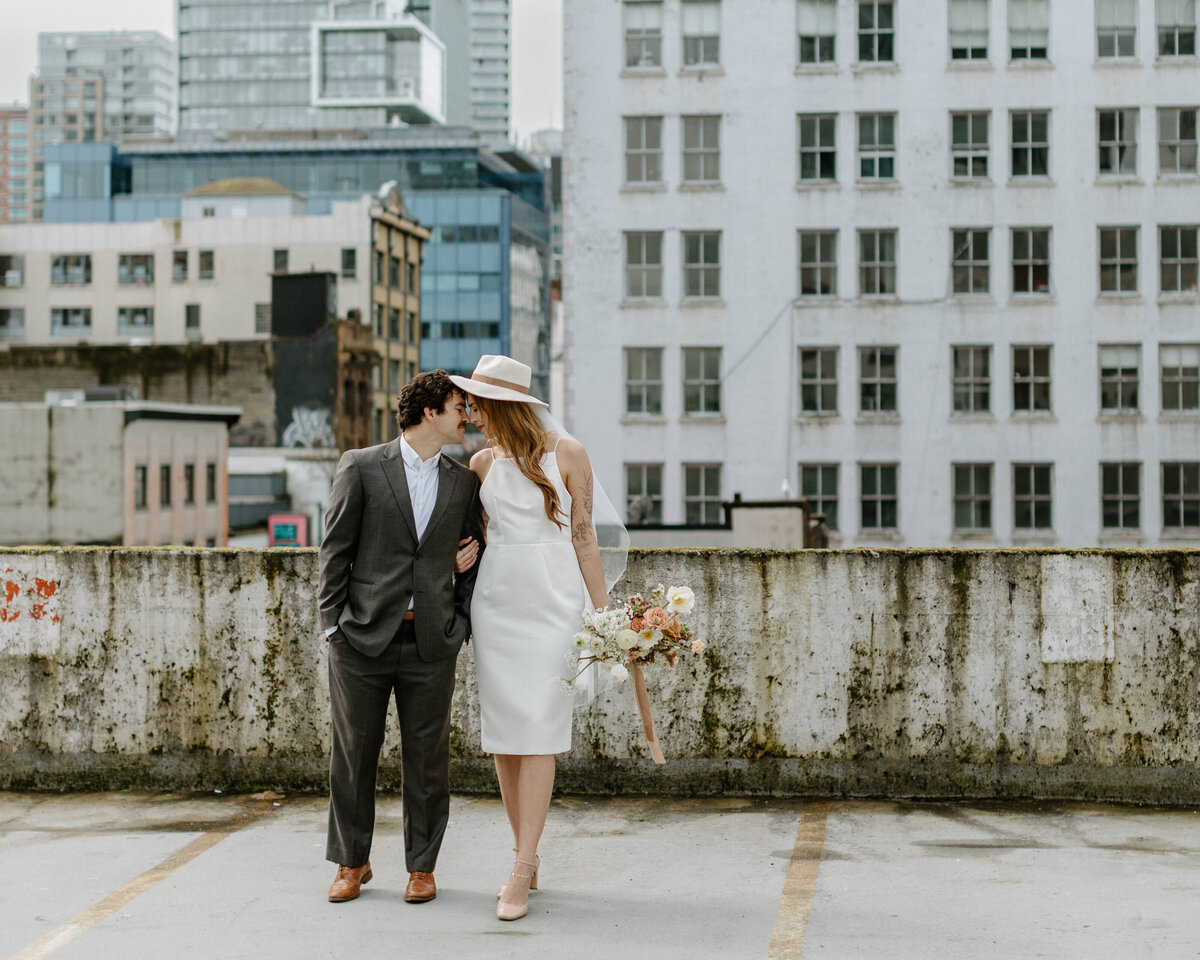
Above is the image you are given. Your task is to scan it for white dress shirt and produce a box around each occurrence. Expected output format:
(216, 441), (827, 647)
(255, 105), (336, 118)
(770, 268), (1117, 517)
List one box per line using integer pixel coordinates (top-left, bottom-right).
(325, 434), (441, 635)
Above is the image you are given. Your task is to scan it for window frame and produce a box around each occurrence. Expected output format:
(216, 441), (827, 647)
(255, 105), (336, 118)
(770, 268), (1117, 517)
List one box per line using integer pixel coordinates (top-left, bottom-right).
(1097, 0), (1138, 57)
(1100, 461), (1141, 529)
(1099, 343), (1141, 413)
(1013, 462), (1054, 530)
(1011, 226), (1052, 295)
(857, 0), (895, 63)
(1098, 226), (1139, 294)
(799, 346), (839, 415)
(858, 229), (897, 297)
(950, 0), (990, 60)
(857, 112), (897, 180)
(1009, 0), (1050, 58)
(859, 462), (899, 530)
(624, 0), (664, 68)
(1159, 225), (1199, 293)
(683, 462), (724, 525)
(681, 230), (721, 299)
(1010, 109), (1051, 179)
(952, 344), (992, 413)
(682, 346), (722, 415)
(952, 462), (994, 533)
(624, 115), (664, 185)
(952, 228), (991, 295)
(1098, 107), (1139, 176)
(1157, 0), (1198, 56)
(951, 111), (990, 180)
(624, 231), (664, 300)
(797, 0), (837, 63)
(625, 462), (664, 524)
(681, 0), (722, 67)
(800, 463), (840, 530)
(798, 113), (837, 182)
(1162, 461), (1200, 529)
(858, 345), (898, 413)
(625, 346), (664, 415)
(1157, 106), (1199, 175)
(1012, 344), (1053, 412)
(798, 229), (838, 297)
(681, 115), (721, 184)
(1160, 344), (1200, 411)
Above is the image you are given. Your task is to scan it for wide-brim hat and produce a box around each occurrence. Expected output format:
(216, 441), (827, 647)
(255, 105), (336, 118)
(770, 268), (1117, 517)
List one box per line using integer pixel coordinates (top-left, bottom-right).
(450, 355), (548, 406)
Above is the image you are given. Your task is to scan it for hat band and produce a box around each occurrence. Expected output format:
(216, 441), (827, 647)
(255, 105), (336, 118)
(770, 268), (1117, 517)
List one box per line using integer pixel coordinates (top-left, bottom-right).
(473, 373), (529, 394)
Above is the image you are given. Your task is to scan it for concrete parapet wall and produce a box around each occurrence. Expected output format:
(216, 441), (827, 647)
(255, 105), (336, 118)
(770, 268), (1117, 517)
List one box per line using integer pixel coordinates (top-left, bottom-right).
(2, 547), (1198, 802)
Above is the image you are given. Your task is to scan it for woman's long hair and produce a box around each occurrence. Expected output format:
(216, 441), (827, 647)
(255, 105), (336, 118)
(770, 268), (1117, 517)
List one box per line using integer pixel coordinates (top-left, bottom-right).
(474, 395), (566, 529)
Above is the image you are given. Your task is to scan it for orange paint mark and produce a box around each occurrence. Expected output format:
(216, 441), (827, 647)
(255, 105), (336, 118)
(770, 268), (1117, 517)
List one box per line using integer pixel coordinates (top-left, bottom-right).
(34, 578), (57, 599)
(31, 603), (46, 620)
(52, 615), (61, 623)
(0, 609), (19, 622)
(3, 581), (17, 603)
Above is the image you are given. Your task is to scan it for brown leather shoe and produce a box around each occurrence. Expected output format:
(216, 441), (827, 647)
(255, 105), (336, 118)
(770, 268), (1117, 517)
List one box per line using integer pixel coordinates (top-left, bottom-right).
(328, 862), (373, 902)
(404, 870), (436, 903)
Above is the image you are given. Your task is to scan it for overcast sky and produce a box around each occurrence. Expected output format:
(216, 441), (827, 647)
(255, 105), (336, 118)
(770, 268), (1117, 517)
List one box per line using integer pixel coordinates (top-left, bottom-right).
(0, 0), (563, 144)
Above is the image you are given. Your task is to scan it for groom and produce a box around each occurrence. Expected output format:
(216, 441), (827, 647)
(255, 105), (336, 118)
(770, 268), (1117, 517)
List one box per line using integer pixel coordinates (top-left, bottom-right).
(319, 369), (484, 904)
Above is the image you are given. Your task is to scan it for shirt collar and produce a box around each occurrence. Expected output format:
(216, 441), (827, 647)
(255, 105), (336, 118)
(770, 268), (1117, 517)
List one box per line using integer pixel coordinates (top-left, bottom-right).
(399, 432), (440, 471)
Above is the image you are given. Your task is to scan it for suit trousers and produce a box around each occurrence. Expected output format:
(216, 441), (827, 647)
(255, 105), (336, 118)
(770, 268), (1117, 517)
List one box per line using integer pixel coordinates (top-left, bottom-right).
(326, 622), (458, 871)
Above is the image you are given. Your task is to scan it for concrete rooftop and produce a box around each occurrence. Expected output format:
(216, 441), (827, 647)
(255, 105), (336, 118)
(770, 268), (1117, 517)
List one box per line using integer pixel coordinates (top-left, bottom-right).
(3, 792), (1200, 959)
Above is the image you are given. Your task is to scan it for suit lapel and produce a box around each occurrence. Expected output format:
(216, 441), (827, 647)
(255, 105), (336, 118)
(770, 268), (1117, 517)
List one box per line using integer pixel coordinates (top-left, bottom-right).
(418, 458), (459, 550)
(381, 439), (420, 543)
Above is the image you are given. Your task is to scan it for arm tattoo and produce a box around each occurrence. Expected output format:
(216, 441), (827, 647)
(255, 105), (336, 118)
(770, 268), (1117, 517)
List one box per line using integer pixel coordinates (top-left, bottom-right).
(571, 470), (595, 545)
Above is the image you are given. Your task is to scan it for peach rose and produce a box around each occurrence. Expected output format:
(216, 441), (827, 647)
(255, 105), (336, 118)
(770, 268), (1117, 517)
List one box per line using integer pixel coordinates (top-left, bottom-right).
(643, 607), (671, 630)
(690, 639), (705, 653)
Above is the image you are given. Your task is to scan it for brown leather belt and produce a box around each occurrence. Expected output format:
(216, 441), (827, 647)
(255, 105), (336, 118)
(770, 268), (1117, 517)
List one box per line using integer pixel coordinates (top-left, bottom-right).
(402, 610), (415, 621)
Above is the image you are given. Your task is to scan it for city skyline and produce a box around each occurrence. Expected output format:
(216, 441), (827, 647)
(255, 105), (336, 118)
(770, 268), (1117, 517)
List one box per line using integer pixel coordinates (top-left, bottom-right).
(0, 0), (563, 145)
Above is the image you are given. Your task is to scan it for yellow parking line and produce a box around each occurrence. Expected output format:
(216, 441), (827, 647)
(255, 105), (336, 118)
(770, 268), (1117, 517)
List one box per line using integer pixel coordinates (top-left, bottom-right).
(6, 800), (277, 960)
(767, 801), (830, 959)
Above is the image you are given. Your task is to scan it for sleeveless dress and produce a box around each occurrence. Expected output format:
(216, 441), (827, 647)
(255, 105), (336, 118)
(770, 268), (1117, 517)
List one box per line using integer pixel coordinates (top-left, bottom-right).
(472, 444), (587, 755)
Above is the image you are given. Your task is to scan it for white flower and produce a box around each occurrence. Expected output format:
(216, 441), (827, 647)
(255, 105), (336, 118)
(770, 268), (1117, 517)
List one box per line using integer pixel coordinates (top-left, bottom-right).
(616, 628), (641, 651)
(573, 632), (591, 649)
(607, 663), (629, 682)
(589, 636), (606, 655)
(666, 585), (695, 614)
(638, 627), (663, 647)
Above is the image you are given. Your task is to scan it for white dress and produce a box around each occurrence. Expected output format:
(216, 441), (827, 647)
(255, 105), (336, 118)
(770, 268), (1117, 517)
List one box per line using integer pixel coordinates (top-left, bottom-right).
(472, 445), (586, 755)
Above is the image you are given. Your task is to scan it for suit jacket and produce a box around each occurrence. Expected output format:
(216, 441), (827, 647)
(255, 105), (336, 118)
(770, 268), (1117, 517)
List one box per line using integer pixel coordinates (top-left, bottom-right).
(318, 439), (485, 661)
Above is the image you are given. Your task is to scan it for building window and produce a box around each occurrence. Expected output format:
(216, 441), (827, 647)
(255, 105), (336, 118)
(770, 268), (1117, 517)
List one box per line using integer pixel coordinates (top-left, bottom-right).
(951, 112), (989, 178)
(625, 116), (663, 184)
(1011, 110), (1050, 177)
(857, 113), (896, 179)
(388, 360), (401, 392)
(341, 248), (356, 279)
(1013, 463), (1053, 530)
(117, 306), (154, 334)
(374, 249), (385, 284)
(952, 229), (990, 294)
(1158, 107), (1198, 175)
(1163, 462), (1200, 528)
(624, 1), (664, 67)
(388, 308), (400, 339)
(184, 464), (195, 505)
(406, 312), (417, 342)
(684, 464), (723, 524)
(388, 256), (401, 288)
(682, 231), (721, 298)
(953, 463), (993, 532)
(952, 345), (991, 412)
(172, 250), (188, 281)
(860, 463), (898, 530)
(1098, 108), (1138, 175)
(798, 114), (837, 181)
(1099, 226), (1138, 293)
(160, 464), (172, 506)
(1011, 227), (1051, 293)
(1101, 462), (1140, 528)
(1160, 225), (1199, 292)
(624, 231), (663, 299)
(800, 464), (839, 529)
(1161, 345), (1200, 410)
(1010, 0), (1049, 57)
(118, 253), (154, 285)
(798, 0), (836, 63)
(858, 230), (897, 296)
(406, 262), (416, 291)
(206, 463), (217, 504)
(134, 465), (147, 510)
(1013, 345), (1052, 412)
(798, 230), (837, 297)
(372, 302), (384, 335)
(50, 308), (91, 335)
(857, 0), (895, 61)
(254, 303), (270, 335)
(273, 248), (288, 273)
(950, 0), (989, 58)
(626, 347), (663, 415)
(202, 206), (216, 218)
(800, 347), (838, 414)
(1158, 0), (1197, 55)
(1099, 344), (1140, 412)
(0, 308), (26, 339)
(50, 253), (91, 285)
(186, 303), (201, 338)
(682, 346), (722, 414)
(859, 346), (898, 412)
(681, 0), (721, 66)
(625, 463), (664, 524)
(0, 254), (25, 286)
(1098, 0), (1138, 56)
(198, 250), (214, 280)
(682, 116), (721, 184)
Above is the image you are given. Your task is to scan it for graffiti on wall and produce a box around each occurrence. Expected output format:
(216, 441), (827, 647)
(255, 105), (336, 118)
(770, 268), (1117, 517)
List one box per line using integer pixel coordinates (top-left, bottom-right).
(281, 406), (336, 449)
(1, 570), (60, 625)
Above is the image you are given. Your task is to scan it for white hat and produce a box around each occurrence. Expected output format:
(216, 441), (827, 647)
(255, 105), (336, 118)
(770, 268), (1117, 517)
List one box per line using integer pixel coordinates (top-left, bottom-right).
(450, 355), (548, 406)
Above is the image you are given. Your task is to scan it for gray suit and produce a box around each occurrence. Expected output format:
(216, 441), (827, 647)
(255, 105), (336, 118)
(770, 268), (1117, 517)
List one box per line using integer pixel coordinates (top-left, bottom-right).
(318, 438), (484, 870)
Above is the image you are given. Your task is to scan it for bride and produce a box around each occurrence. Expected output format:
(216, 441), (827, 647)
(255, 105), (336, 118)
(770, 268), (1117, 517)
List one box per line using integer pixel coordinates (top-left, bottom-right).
(449, 355), (615, 922)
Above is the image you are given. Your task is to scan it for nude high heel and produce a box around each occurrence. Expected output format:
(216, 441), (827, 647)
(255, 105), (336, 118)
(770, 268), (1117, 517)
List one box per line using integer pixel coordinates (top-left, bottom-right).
(497, 850), (538, 899)
(496, 858), (539, 921)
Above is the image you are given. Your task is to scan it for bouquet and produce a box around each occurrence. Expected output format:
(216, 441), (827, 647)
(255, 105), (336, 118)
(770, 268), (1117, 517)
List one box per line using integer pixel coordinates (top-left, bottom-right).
(565, 583), (704, 688)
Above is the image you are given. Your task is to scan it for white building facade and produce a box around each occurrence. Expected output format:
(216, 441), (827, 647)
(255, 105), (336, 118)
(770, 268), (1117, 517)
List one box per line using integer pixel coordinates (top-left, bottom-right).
(0, 194), (376, 346)
(564, 0), (1200, 547)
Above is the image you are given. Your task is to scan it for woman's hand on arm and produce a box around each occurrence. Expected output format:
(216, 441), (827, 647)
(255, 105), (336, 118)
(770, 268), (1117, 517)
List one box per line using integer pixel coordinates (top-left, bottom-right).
(454, 537), (479, 574)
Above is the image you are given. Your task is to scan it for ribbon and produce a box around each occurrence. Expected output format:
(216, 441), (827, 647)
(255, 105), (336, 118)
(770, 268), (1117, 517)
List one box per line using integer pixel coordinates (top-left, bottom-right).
(630, 663), (666, 764)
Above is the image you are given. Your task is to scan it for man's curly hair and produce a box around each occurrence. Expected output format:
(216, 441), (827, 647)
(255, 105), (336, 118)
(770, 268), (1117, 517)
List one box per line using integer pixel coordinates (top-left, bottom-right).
(395, 369), (462, 431)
